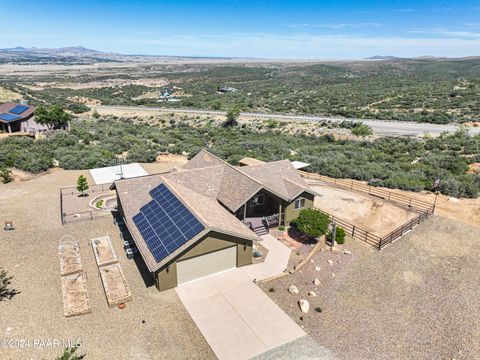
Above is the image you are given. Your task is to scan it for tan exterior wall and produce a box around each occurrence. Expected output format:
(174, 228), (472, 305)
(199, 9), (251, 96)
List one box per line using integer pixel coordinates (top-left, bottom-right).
(283, 192), (314, 224)
(154, 231), (253, 291)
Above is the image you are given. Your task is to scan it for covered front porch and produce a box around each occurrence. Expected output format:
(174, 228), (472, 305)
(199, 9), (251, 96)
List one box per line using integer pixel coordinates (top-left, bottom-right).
(236, 190), (285, 235)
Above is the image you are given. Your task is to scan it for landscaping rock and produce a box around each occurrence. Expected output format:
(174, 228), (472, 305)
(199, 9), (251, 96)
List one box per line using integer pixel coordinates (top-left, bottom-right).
(299, 299), (310, 313)
(308, 291), (317, 297)
(313, 278), (321, 286)
(288, 285), (299, 294)
(344, 249), (352, 255)
(314, 266), (321, 271)
(331, 273), (335, 277)
(327, 260), (334, 265)
(331, 246), (340, 252)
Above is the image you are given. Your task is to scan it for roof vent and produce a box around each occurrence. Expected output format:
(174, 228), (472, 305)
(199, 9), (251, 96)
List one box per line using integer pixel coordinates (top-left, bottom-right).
(20, 99), (28, 105)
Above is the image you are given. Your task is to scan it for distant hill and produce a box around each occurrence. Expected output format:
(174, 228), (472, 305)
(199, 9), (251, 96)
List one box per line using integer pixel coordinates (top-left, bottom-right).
(365, 55), (403, 60)
(0, 46), (121, 64)
(0, 46), (105, 55)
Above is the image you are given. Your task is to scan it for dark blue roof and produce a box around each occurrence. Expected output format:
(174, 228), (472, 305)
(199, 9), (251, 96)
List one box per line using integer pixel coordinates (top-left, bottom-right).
(0, 113), (22, 122)
(9, 105), (29, 115)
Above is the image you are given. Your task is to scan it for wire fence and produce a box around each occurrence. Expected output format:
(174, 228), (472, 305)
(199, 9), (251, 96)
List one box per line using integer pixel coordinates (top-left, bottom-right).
(300, 171), (436, 249)
(60, 183), (115, 225)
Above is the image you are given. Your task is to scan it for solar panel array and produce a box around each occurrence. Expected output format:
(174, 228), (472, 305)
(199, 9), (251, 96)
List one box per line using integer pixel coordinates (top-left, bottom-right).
(132, 183), (205, 262)
(0, 113), (21, 122)
(9, 105), (29, 115)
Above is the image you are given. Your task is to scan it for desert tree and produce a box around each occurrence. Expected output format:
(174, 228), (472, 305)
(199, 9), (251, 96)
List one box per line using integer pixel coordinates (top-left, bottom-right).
(76, 175), (89, 196)
(223, 106), (241, 127)
(0, 268), (18, 301)
(35, 105), (72, 130)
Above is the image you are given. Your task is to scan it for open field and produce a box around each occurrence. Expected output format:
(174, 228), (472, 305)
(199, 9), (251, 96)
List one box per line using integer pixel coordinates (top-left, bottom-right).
(0, 166), (214, 360)
(260, 216), (480, 360)
(1, 58), (480, 124)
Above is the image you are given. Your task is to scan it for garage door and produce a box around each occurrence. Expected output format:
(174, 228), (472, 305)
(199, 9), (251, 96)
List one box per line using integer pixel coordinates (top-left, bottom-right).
(177, 246), (237, 285)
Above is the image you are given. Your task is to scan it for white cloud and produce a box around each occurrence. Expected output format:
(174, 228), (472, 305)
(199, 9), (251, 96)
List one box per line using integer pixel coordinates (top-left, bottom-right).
(107, 32), (480, 59)
(410, 28), (480, 39)
(288, 22), (382, 30)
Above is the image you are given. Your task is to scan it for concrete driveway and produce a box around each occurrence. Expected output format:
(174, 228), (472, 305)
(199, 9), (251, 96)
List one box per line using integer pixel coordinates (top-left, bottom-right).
(176, 268), (305, 360)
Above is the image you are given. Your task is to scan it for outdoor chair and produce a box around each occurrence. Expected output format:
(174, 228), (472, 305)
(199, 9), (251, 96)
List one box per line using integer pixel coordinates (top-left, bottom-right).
(4, 221), (15, 231)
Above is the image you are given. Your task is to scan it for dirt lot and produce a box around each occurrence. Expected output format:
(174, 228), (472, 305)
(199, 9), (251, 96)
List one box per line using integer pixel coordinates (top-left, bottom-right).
(311, 183), (419, 236)
(0, 167), (215, 359)
(261, 216), (480, 360)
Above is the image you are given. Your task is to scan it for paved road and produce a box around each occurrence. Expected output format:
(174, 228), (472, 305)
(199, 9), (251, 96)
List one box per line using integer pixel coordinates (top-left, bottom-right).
(92, 105), (480, 137)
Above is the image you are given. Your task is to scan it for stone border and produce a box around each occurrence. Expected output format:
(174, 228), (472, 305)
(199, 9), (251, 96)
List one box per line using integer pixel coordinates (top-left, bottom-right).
(99, 264), (132, 307)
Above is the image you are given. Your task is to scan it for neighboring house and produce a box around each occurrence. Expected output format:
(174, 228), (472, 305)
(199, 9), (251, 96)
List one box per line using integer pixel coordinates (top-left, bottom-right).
(0, 102), (46, 134)
(114, 150), (315, 291)
(217, 86), (238, 93)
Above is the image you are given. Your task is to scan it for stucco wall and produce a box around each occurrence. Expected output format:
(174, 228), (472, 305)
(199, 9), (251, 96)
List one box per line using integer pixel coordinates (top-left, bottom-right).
(283, 192), (315, 224)
(155, 231), (253, 291)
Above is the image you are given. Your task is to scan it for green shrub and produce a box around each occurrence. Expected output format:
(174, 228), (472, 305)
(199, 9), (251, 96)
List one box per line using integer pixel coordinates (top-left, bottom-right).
(0, 167), (13, 184)
(351, 123), (373, 137)
(67, 103), (89, 114)
(290, 209), (330, 238)
(328, 226), (346, 244)
(278, 226), (285, 231)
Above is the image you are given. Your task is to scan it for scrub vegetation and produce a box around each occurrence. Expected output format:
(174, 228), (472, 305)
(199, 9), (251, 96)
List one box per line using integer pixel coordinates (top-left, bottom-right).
(9, 58), (480, 124)
(0, 117), (479, 198)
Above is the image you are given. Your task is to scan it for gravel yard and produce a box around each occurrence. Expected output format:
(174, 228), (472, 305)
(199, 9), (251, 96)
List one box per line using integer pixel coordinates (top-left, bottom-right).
(0, 169), (215, 360)
(260, 216), (480, 360)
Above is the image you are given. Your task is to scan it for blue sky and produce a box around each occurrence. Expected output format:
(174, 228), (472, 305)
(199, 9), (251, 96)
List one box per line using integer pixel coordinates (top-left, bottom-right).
(1, 0), (480, 59)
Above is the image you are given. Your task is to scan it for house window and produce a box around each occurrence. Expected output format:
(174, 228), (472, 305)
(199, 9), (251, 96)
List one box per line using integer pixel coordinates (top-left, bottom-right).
(250, 194), (265, 207)
(294, 198), (306, 210)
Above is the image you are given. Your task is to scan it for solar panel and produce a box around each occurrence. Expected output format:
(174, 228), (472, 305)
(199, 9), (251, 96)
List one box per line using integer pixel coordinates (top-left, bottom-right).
(9, 105), (29, 115)
(133, 183), (205, 262)
(0, 113), (21, 122)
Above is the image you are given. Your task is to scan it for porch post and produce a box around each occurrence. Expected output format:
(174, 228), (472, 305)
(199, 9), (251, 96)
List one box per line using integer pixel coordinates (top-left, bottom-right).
(278, 202), (283, 226)
(7, 123), (12, 133)
(243, 203), (247, 221)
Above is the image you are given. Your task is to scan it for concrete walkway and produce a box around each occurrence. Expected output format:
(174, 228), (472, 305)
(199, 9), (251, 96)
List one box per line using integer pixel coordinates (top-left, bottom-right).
(241, 234), (292, 281)
(176, 268), (305, 360)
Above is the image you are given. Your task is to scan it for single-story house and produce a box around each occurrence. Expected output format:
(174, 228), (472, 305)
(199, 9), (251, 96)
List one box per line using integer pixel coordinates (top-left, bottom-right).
(0, 102), (46, 134)
(114, 150), (315, 291)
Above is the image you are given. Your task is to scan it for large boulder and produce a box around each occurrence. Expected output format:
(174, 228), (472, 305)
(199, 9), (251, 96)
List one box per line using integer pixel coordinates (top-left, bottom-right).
(299, 299), (310, 313)
(313, 278), (321, 286)
(288, 285), (299, 295)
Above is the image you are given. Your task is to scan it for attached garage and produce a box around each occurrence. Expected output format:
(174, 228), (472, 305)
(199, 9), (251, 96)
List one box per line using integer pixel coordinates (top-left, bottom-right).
(154, 232), (253, 291)
(177, 246), (237, 284)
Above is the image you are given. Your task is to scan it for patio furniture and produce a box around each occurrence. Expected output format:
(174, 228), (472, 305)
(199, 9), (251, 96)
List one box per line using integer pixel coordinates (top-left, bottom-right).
(4, 221), (14, 231)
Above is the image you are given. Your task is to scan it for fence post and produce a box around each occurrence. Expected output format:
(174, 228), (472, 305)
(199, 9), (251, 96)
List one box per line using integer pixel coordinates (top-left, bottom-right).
(352, 225), (355, 237)
(351, 180), (354, 189)
(365, 232), (368, 243)
(378, 237), (382, 250)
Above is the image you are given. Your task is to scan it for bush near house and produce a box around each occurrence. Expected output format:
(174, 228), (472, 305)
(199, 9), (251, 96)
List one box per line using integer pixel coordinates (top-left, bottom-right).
(290, 209), (330, 238)
(327, 226), (346, 244)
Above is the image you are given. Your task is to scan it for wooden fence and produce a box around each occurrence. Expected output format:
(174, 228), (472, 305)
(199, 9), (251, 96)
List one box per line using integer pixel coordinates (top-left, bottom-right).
(300, 171), (436, 249)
